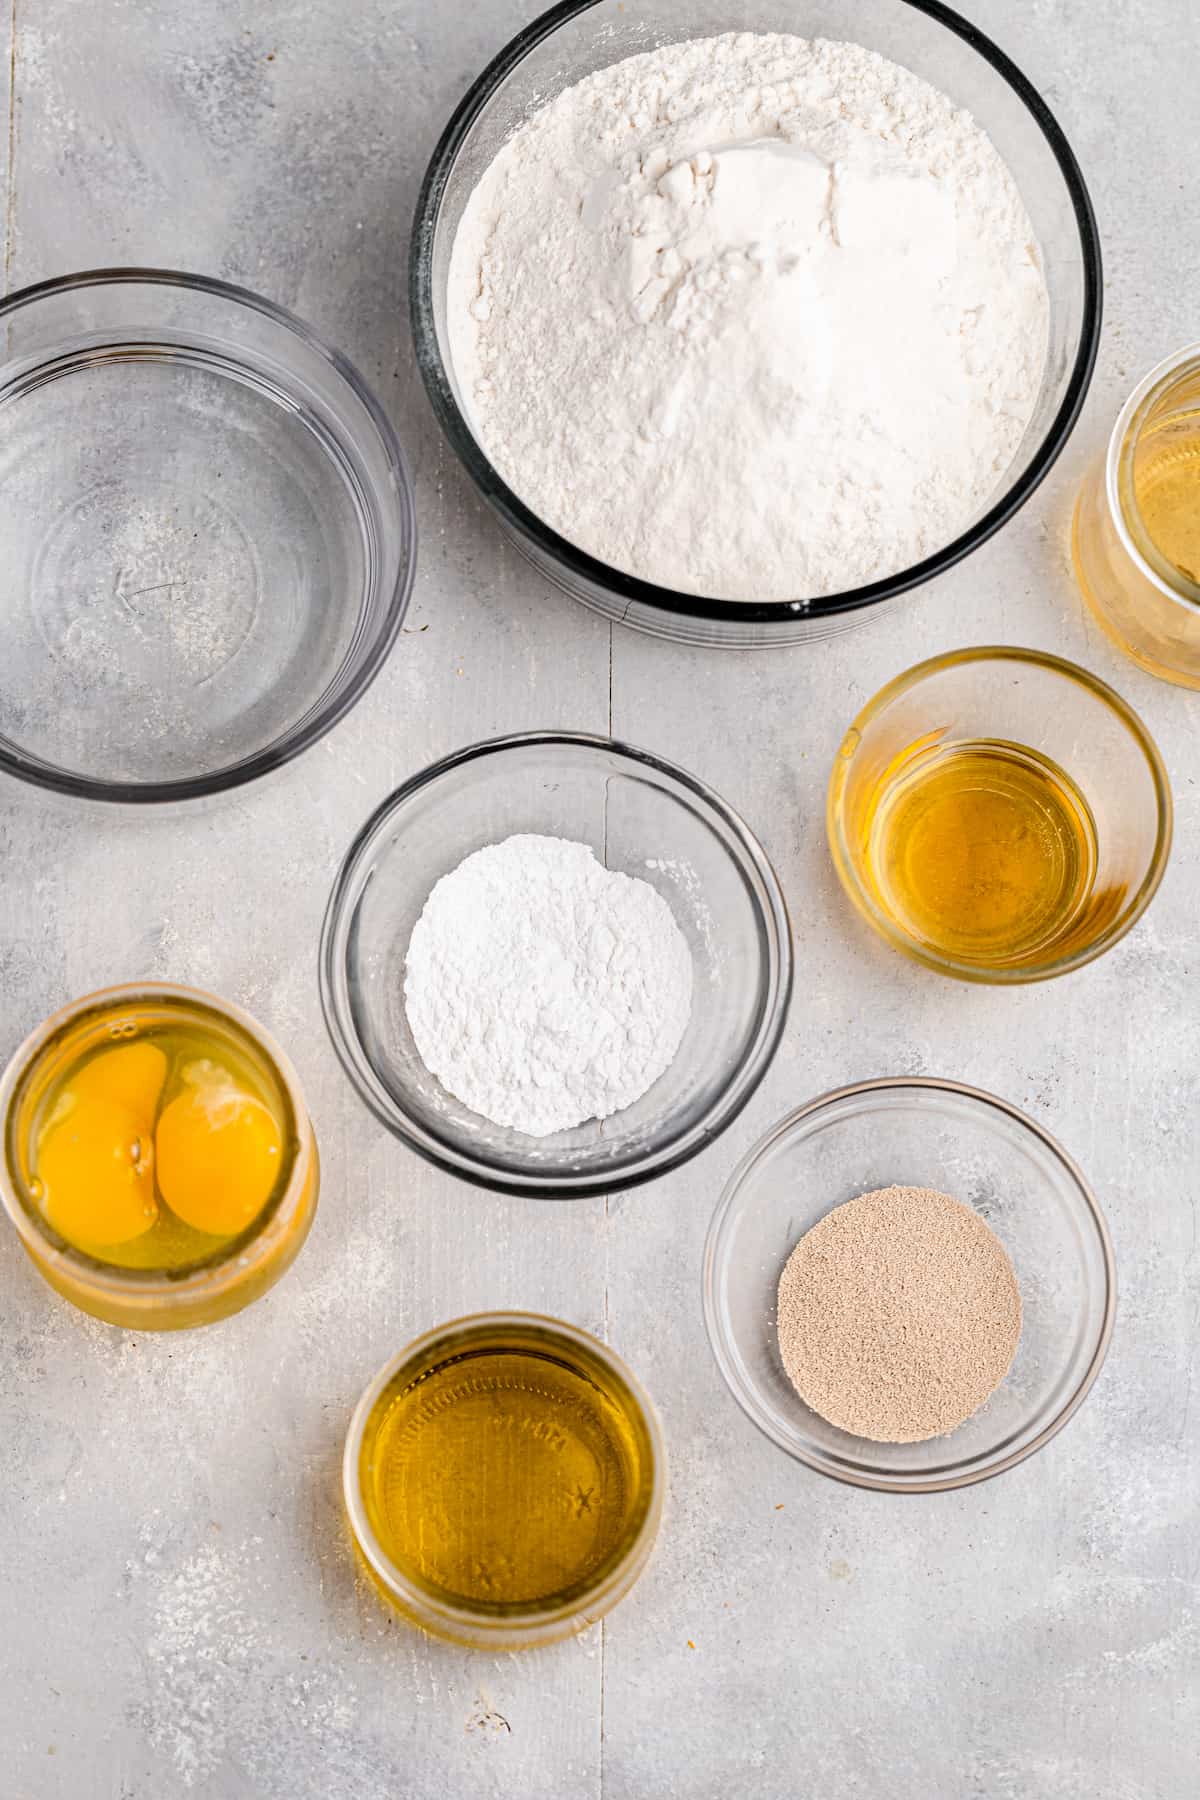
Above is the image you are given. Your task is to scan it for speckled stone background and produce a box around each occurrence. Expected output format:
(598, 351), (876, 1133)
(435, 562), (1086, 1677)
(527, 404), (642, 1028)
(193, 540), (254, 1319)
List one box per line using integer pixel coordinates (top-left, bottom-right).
(0, 3), (1197, 1796)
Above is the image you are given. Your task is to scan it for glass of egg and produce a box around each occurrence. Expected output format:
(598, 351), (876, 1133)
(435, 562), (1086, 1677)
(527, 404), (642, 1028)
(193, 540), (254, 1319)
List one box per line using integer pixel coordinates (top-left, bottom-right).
(0, 983), (318, 1329)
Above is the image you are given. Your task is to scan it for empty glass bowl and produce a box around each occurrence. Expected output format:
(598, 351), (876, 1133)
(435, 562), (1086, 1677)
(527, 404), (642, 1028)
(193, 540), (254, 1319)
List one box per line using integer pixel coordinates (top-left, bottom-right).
(411, 0), (1101, 647)
(828, 647), (1172, 982)
(319, 731), (792, 1197)
(0, 270), (416, 801)
(703, 1078), (1115, 1492)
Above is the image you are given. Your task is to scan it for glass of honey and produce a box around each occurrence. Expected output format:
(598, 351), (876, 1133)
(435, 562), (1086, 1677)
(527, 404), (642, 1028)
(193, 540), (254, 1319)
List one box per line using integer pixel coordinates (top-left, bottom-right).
(1073, 345), (1200, 687)
(0, 983), (318, 1329)
(344, 1313), (663, 1650)
(827, 648), (1171, 983)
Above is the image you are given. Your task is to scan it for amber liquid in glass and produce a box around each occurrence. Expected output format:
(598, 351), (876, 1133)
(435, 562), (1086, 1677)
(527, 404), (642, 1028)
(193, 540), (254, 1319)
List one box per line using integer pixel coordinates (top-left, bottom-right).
(863, 737), (1099, 967)
(359, 1329), (651, 1610)
(1130, 404), (1200, 586)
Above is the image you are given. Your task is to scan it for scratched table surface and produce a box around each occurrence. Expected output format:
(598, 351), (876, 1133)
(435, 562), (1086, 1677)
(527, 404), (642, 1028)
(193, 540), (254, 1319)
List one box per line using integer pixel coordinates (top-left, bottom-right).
(0, 3), (1196, 1796)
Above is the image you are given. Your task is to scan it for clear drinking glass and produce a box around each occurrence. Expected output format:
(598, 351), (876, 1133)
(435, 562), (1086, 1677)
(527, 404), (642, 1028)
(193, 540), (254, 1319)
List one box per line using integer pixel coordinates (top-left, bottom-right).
(703, 1079), (1115, 1493)
(411, 0), (1101, 647)
(0, 983), (319, 1330)
(1073, 345), (1200, 688)
(827, 647), (1171, 983)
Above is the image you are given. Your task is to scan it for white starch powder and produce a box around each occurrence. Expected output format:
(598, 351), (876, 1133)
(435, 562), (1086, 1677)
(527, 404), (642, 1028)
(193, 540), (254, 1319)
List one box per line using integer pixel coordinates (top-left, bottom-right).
(404, 834), (694, 1137)
(448, 33), (1050, 601)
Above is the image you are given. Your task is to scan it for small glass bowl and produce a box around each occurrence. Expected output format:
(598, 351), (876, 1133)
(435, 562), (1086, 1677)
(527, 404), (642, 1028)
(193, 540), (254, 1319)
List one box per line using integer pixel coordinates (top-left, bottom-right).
(703, 1078), (1115, 1492)
(0, 983), (319, 1330)
(411, 0), (1101, 647)
(319, 731), (792, 1198)
(827, 647), (1172, 983)
(1073, 344), (1200, 688)
(0, 269), (416, 801)
(343, 1312), (664, 1650)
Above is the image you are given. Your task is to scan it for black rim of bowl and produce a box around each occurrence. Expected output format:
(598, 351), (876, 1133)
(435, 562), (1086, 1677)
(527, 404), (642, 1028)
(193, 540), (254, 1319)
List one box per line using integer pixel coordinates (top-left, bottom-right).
(318, 729), (794, 1199)
(411, 0), (1103, 628)
(0, 267), (416, 804)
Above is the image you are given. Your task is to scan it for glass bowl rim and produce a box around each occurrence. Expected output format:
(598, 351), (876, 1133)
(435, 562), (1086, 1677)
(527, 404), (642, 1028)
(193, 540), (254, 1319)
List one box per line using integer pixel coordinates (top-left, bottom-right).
(701, 1074), (1117, 1494)
(410, 0), (1103, 630)
(0, 979), (317, 1297)
(318, 727), (794, 1198)
(0, 265), (417, 806)
(826, 644), (1173, 984)
(342, 1309), (666, 1637)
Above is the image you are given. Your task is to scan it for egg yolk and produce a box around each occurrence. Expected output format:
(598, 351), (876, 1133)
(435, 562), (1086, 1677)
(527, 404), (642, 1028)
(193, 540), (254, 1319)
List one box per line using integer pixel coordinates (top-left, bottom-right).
(155, 1065), (282, 1238)
(37, 1042), (168, 1248)
(69, 1040), (169, 1115)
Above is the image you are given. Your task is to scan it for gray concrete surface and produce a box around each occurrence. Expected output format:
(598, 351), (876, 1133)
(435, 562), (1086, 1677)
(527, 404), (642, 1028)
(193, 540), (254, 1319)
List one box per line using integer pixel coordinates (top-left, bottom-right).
(0, 2), (1197, 1795)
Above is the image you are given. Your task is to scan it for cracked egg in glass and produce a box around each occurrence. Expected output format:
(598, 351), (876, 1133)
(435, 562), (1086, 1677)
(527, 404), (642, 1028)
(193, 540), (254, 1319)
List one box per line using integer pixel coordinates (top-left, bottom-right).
(0, 983), (318, 1330)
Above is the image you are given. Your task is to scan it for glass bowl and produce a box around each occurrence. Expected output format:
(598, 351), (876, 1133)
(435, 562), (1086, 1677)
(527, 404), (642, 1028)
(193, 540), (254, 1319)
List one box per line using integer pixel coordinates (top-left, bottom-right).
(827, 647), (1172, 983)
(0, 983), (319, 1331)
(703, 1078), (1115, 1492)
(319, 731), (792, 1198)
(343, 1312), (664, 1650)
(411, 0), (1101, 649)
(0, 269), (416, 801)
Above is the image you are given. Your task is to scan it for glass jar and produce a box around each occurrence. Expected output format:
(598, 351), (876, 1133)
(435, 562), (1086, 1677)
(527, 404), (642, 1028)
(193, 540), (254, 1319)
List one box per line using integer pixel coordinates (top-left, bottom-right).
(0, 983), (319, 1330)
(344, 1313), (664, 1650)
(1073, 345), (1200, 687)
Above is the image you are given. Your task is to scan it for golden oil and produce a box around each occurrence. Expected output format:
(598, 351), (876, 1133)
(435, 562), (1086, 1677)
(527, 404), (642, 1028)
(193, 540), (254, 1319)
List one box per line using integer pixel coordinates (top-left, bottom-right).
(861, 736), (1098, 967)
(1072, 349), (1200, 689)
(1127, 403), (1200, 586)
(353, 1317), (659, 1637)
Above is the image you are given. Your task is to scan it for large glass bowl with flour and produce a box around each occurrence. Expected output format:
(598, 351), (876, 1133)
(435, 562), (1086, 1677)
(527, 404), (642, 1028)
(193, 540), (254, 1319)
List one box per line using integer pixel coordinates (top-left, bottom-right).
(319, 732), (792, 1197)
(412, 0), (1101, 649)
(703, 1079), (1115, 1492)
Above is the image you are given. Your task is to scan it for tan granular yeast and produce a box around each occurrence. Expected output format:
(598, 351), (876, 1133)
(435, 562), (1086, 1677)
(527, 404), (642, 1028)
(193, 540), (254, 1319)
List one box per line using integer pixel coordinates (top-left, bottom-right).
(776, 1185), (1022, 1443)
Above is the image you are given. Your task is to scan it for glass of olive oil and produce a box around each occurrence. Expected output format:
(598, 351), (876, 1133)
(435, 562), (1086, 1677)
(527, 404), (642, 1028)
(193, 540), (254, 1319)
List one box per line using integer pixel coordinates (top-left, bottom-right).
(828, 648), (1171, 983)
(0, 983), (318, 1329)
(344, 1313), (663, 1650)
(1074, 345), (1200, 688)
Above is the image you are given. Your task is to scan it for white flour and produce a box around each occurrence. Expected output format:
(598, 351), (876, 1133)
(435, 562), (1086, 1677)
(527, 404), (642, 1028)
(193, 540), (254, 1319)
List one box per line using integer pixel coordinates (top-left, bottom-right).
(448, 33), (1050, 600)
(404, 834), (693, 1136)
